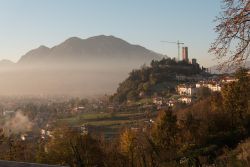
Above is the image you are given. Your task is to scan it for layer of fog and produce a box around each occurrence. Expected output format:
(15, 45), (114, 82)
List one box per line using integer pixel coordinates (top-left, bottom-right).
(0, 61), (149, 97)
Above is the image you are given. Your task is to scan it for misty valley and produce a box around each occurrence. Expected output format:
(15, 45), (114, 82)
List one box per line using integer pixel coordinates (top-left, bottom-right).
(0, 35), (160, 96)
(0, 55), (249, 167)
(0, 0), (250, 166)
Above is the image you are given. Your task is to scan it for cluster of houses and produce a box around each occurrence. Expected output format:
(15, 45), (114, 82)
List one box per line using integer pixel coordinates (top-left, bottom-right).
(152, 97), (175, 108)
(152, 75), (238, 107)
(176, 76), (237, 104)
(19, 123), (89, 142)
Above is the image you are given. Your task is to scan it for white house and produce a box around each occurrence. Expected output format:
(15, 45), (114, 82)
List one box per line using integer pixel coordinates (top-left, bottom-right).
(207, 83), (221, 92)
(178, 97), (192, 104)
(177, 85), (197, 96)
(221, 77), (237, 83)
(196, 82), (222, 92)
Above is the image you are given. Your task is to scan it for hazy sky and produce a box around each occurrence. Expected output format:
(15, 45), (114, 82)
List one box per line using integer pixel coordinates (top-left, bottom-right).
(0, 0), (221, 66)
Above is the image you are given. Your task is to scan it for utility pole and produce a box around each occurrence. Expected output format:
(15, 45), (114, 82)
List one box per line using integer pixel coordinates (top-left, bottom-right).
(161, 40), (184, 61)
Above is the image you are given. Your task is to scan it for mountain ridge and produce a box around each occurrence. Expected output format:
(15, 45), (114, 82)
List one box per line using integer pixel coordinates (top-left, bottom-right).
(0, 35), (162, 96)
(17, 35), (161, 65)
(0, 59), (14, 66)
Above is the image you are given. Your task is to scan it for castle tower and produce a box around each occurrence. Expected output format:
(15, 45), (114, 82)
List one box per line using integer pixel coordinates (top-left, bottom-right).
(192, 58), (197, 64)
(182, 47), (188, 62)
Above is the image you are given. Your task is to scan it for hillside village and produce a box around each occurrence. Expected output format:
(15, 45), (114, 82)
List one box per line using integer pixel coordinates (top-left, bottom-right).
(157, 74), (237, 106)
(112, 46), (249, 112)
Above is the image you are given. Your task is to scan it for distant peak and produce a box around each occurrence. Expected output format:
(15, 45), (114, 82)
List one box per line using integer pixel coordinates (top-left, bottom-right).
(87, 35), (120, 40)
(0, 59), (14, 65)
(64, 37), (83, 43)
(38, 45), (49, 50)
(17, 35), (162, 64)
(85, 35), (128, 45)
(62, 35), (125, 43)
(97, 35), (115, 38)
(0, 59), (13, 63)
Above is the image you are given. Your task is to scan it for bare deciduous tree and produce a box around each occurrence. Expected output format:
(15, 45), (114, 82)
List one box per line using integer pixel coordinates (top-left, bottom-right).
(210, 0), (250, 69)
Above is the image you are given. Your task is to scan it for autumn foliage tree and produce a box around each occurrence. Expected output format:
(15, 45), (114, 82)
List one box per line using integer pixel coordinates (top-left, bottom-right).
(221, 68), (250, 129)
(120, 129), (158, 167)
(38, 127), (105, 167)
(152, 109), (179, 164)
(210, 0), (250, 69)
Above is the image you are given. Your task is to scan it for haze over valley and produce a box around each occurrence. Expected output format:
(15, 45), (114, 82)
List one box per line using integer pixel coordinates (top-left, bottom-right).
(0, 35), (161, 96)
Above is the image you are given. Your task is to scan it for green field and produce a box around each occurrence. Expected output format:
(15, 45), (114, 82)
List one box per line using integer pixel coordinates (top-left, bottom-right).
(56, 111), (156, 137)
